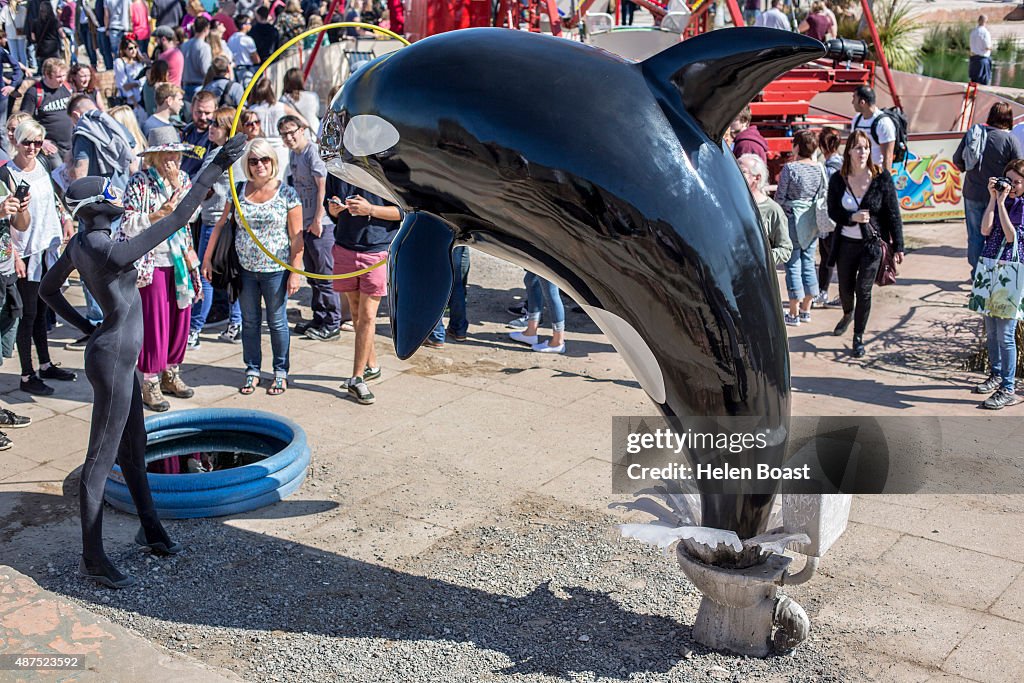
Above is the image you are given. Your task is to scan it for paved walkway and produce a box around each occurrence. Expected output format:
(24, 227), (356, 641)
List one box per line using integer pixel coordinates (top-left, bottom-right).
(0, 218), (1022, 681)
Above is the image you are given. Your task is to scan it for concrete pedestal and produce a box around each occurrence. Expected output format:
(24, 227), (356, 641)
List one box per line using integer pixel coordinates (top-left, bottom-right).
(676, 547), (794, 657)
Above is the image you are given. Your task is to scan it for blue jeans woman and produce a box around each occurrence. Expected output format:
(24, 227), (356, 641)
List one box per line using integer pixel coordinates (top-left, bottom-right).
(508, 270), (566, 353)
(201, 139), (303, 395)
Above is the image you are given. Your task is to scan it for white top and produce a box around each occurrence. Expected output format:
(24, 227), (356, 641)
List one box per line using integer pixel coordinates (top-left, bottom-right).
(9, 160), (62, 281)
(114, 58), (146, 106)
(281, 91), (320, 136)
(227, 32), (258, 67)
(853, 111), (897, 166)
(840, 189), (863, 239)
(1011, 122), (1024, 150)
(0, 6), (16, 39)
(756, 7), (791, 31)
(969, 26), (992, 58)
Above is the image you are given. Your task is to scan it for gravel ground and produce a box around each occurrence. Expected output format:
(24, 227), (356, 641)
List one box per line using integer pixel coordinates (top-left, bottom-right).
(31, 496), (866, 683)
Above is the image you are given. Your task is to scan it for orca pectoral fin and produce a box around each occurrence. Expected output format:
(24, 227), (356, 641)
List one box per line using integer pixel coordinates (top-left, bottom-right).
(387, 212), (456, 360)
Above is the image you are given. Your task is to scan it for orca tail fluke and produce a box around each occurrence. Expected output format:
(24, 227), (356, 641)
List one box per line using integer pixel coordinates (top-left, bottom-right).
(640, 28), (826, 143)
(387, 212), (457, 359)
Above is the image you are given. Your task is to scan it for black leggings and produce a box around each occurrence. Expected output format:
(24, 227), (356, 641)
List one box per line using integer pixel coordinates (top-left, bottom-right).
(818, 235), (834, 294)
(835, 236), (882, 337)
(16, 277), (51, 377)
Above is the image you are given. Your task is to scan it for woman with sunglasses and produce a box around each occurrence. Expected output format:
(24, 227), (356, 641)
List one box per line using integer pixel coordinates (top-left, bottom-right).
(39, 135), (246, 589)
(4, 120), (75, 395)
(825, 130), (904, 358)
(201, 138), (303, 395)
(188, 106), (243, 348)
(113, 37), (147, 119)
(247, 77), (307, 180)
(121, 127), (202, 412)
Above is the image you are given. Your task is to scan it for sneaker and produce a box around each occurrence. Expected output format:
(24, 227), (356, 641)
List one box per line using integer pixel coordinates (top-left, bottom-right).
(219, 323), (241, 343)
(20, 375), (53, 396)
(65, 335), (91, 351)
(799, 311), (812, 323)
(160, 366), (194, 399)
(39, 363), (76, 381)
(825, 297), (843, 308)
(293, 321), (314, 335)
(447, 331), (468, 342)
(974, 374), (1001, 395)
(186, 329), (201, 350)
(0, 431), (10, 450)
(422, 339), (444, 349)
(509, 331), (539, 345)
(505, 315), (529, 329)
(532, 341), (565, 354)
(784, 313), (800, 327)
(0, 408), (31, 428)
(305, 326), (340, 341)
(363, 366), (382, 382)
(142, 379), (170, 412)
(340, 320), (355, 332)
(507, 302), (528, 316)
(810, 292), (829, 309)
(346, 376), (375, 404)
(983, 389), (1018, 410)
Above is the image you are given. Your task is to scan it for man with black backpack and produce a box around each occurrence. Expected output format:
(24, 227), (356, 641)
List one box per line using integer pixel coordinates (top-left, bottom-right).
(851, 85), (908, 173)
(200, 56), (245, 109)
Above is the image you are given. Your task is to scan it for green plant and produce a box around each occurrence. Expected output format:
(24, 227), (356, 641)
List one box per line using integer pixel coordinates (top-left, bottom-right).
(920, 23), (971, 55)
(872, 0), (920, 72)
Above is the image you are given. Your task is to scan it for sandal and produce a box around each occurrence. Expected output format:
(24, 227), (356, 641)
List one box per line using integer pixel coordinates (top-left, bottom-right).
(266, 377), (287, 396)
(239, 375), (260, 395)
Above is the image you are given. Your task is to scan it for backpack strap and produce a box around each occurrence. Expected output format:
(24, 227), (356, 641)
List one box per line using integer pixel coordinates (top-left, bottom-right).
(35, 81), (43, 111)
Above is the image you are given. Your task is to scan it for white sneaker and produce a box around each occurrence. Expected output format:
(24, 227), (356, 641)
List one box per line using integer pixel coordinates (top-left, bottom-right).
(532, 341), (565, 354)
(219, 323), (241, 343)
(509, 331), (538, 346)
(784, 313), (800, 326)
(811, 292), (829, 308)
(186, 329), (201, 350)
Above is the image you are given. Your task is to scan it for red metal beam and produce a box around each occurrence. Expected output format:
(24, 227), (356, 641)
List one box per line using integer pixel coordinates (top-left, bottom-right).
(303, 0), (346, 81)
(860, 0), (902, 110)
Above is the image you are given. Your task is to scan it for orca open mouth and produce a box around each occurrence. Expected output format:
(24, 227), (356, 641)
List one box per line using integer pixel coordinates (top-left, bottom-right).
(319, 110), (403, 206)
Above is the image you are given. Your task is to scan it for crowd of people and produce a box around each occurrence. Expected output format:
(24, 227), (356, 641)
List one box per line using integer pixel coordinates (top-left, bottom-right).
(0, 5), (1021, 460)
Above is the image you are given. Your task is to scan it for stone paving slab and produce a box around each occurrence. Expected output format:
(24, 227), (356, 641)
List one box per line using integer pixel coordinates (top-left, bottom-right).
(0, 567), (241, 683)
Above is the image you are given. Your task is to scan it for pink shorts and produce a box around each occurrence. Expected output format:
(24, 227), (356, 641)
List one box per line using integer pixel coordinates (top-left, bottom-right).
(332, 246), (388, 297)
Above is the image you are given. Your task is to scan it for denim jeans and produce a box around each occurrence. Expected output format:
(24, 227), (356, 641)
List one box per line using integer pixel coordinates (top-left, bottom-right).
(191, 224), (241, 331)
(430, 246), (470, 343)
(96, 29), (113, 70)
(985, 316), (1019, 392)
(107, 29), (124, 68)
(76, 21), (98, 67)
(525, 271), (565, 332)
(8, 38), (27, 73)
(239, 269), (290, 378)
(964, 198), (988, 271)
(785, 242), (819, 300)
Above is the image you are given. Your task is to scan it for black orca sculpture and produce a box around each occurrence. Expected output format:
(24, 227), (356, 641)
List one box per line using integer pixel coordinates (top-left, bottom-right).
(319, 27), (825, 539)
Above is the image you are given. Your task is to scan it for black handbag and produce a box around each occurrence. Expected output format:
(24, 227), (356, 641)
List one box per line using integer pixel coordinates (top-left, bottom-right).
(208, 212), (243, 302)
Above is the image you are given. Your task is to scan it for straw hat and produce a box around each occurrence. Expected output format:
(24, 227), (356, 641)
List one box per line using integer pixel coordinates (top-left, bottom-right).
(138, 126), (192, 156)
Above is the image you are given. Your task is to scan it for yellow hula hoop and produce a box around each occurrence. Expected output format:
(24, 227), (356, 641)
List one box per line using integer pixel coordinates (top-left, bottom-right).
(228, 23), (411, 280)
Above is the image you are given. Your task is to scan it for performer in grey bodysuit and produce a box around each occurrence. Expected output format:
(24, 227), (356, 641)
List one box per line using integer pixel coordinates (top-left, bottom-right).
(40, 135), (246, 588)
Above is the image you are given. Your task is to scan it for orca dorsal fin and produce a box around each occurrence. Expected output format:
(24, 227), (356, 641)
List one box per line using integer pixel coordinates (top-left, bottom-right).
(640, 28), (825, 142)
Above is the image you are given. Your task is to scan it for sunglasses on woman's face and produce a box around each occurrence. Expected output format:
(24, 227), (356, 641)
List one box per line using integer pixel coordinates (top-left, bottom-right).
(248, 156), (273, 167)
(20, 139), (44, 148)
(243, 120), (259, 128)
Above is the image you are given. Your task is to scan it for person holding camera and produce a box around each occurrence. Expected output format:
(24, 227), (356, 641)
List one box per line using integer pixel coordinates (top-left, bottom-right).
(971, 161), (1024, 409)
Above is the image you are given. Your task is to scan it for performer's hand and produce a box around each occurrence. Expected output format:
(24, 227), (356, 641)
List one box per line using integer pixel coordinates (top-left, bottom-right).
(212, 134), (248, 172)
(286, 271), (301, 295)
